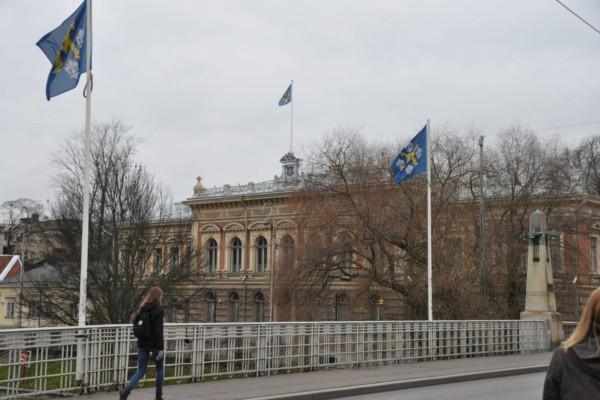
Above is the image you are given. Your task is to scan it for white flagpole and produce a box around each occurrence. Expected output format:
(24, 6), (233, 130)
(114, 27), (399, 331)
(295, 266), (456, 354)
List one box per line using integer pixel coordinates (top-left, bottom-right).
(426, 119), (433, 321)
(76, 0), (92, 384)
(290, 80), (294, 153)
(79, 0), (93, 330)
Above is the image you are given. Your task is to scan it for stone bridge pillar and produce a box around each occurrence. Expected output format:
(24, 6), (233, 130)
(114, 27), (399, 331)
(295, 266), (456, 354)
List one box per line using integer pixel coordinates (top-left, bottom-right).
(520, 210), (563, 348)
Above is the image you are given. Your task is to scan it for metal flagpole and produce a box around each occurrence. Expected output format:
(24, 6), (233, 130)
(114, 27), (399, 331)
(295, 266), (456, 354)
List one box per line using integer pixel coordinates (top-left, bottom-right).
(290, 80), (294, 153)
(79, 0), (92, 332)
(79, 0), (92, 330)
(76, 0), (92, 384)
(426, 119), (433, 321)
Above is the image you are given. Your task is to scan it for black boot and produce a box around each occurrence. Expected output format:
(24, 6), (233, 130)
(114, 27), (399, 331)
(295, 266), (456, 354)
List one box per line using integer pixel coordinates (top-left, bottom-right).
(155, 395), (163, 400)
(119, 388), (130, 400)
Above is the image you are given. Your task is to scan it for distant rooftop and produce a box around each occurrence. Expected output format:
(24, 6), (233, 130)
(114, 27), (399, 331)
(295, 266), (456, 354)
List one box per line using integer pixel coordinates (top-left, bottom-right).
(186, 152), (306, 202)
(188, 178), (306, 201)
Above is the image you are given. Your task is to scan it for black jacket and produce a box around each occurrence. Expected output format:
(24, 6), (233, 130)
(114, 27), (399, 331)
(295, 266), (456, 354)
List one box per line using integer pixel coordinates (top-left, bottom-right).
(543, 339), (600, 400)
(136, 302), (164, 351)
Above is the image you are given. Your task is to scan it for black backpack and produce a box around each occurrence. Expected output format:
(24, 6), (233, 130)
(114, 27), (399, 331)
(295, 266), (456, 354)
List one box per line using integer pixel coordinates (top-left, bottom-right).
(133, 310), (152, 339)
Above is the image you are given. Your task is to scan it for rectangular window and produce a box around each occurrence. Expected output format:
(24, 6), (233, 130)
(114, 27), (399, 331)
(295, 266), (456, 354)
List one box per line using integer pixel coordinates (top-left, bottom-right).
(550, 234), (564, 274)
(185, 246), (192, 272)
(70, 302), (78, 320)
(138, 254), (146, 275)
(170, 246), (179, 270)
(153, 248), (163, 273)
(28, 303), (38, 319)
(6, 299), (15, 318)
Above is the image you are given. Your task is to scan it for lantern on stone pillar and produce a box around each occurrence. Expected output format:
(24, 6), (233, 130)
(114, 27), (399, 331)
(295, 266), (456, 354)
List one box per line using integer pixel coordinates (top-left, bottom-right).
(521, 210), (563, 347)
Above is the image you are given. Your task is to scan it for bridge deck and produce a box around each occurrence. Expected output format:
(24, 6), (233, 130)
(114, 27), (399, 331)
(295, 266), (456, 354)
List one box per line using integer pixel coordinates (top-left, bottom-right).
(76, 352), (552, 400)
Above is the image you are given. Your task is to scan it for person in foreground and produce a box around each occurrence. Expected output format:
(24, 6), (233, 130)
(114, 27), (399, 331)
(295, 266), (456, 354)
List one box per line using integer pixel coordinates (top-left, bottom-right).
(120, 287), (165, 400)
(543, 287), (600, 400)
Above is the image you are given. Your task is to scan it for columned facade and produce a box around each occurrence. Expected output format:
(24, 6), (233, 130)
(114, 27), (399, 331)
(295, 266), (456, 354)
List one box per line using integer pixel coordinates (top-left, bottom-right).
(173, 153), (403, 322)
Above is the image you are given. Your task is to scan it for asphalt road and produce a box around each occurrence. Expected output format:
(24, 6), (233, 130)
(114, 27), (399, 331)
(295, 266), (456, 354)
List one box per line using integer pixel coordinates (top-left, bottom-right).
(340, 372), (546, 400)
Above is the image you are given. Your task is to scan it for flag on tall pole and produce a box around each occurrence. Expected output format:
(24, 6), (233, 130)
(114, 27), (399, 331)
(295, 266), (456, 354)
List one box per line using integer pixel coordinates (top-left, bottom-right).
(38, 0), (93, 383)
(391, 122), (433, 321)
(278, 82), (292, 106)
(37, 1), (89, 100)
(391, 125), (427, 184)
(278, 81), (294, 152)
(37, 0), (92, 330)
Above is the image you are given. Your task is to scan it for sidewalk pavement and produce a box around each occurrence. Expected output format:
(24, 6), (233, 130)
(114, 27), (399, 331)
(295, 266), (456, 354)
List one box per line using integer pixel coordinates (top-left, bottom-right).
(74, 352), (553, 400)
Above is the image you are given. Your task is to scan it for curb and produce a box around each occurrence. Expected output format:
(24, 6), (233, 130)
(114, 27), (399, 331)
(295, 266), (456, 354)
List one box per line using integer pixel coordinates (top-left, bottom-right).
(245, 365), (548, 400)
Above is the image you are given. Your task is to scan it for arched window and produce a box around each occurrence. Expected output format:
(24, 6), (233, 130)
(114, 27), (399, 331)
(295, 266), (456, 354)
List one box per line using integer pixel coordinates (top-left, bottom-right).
(370, 294), (383, 321)
(229, 292), (240, 322)
(255, 292), (265, 322)
(230, 237), (242, 272)
(206, 238), (218, 273)
(255, 236), (268, 273)
(206, 292), (216, 322)
(280, 235), (295, 269)
(335, 293), (349, 321)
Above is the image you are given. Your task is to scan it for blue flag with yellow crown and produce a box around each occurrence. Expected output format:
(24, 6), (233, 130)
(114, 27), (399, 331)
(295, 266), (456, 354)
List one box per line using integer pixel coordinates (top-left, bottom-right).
(37, 1), (88, 100)
(391, 125), (428, 184)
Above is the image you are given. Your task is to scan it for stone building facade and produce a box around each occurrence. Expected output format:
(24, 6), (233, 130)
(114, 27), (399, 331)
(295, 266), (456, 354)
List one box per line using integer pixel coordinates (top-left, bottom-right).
(161, 153), (404, 323)
(153, 153), (600, 323)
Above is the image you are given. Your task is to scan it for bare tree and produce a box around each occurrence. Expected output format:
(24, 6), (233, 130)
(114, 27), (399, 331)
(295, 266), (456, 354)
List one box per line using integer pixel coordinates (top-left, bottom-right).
(23, 121), (195, 325)
(288, 130), (436, 317)
(480, 126), (572, 317)
(573, 135), (600, 195)
(291, 125), (574, 320)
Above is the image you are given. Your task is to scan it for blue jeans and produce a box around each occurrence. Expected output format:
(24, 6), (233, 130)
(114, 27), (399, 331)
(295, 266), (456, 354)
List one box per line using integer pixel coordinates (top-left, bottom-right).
(126, 349), (164, 397)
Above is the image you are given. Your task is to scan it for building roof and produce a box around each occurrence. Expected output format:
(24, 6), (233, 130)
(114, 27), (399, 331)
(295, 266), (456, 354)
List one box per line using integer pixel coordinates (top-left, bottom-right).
(185, 178), (306, 202)
(0, 255), (21, 281)
(0, 260), (56, 286)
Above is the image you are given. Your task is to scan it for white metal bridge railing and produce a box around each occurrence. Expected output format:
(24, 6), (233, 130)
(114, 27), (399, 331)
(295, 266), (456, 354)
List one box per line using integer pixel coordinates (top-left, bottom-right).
(0, 320), (548, 399)
(561, 321), (577, 338)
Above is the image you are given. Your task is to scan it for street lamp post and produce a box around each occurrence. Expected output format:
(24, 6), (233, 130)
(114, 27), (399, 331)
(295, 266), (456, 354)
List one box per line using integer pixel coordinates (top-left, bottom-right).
(478, 136), (486, 306)
(269, 224), (276, 322)
(573, 197), (587, 320)
(263, 202), (277, 322)
(17, 229), (26, 328)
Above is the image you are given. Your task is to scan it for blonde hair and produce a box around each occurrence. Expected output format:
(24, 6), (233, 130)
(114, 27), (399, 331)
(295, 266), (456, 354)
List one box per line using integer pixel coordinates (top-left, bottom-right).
(139, 287), (163, 312)
(564, 287), (600, 350)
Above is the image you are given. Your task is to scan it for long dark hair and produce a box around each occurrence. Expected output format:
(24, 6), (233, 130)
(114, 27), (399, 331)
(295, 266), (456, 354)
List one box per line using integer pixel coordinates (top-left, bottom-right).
(564, 287), (600, 350)
(138, 287), (163, 312)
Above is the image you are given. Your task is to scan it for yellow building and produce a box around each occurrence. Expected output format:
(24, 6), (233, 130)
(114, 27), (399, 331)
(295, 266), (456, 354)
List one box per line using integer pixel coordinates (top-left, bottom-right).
(0, 256), (51, 328)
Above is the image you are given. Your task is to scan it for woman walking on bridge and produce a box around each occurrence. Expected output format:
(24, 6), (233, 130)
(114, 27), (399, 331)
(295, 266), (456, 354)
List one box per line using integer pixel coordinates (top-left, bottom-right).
(544, 287), (600, 399)
(120, 287), (165, 400)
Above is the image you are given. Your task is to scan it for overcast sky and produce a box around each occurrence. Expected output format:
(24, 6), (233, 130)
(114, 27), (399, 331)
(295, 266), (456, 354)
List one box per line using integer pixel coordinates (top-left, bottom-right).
(1, 0), (599, 210)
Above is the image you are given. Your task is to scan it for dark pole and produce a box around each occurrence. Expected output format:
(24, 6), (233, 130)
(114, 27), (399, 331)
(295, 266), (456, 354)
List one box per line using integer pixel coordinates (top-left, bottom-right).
(478, 136), (486, 304)
(573, 197), (586, 320)
(18, 229), (25, 328)
(38, 290), (42, 327)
